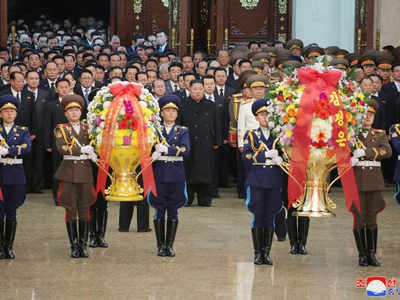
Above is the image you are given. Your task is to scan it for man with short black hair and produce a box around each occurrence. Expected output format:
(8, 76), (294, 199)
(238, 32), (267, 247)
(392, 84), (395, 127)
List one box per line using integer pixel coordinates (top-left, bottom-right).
(180, 79), (220, 206)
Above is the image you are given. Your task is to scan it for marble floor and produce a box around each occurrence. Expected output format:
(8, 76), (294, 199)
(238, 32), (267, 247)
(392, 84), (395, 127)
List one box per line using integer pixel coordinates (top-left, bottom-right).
(0, 186), (399, 300)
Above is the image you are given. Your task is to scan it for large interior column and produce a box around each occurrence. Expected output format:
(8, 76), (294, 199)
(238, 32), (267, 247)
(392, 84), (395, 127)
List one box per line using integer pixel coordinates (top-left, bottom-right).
(374, 0), (400, 49)
(0, 0), (7, 47)
(292, 0), (355, 51)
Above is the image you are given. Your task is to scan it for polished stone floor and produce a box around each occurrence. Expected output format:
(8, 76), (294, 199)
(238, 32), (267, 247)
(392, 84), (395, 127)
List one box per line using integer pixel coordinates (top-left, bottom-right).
(0, 186), (399, 300)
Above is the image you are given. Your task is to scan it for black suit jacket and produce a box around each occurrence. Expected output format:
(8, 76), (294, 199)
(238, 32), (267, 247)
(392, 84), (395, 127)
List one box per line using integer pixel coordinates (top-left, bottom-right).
(214, 85), (235, 102)
(380, 82), (400, 128)
(25, 88), (50, 140)
(39, 79), (58, 99)
(213, 94), (229, 142)
(42, 98), (68, 150)
(0, 86), (36, 135)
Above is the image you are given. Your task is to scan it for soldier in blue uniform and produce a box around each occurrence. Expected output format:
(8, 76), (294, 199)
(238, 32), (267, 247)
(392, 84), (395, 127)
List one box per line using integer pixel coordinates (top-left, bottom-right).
(0, 95), (32, 259)
(242, 98), (284, 265)
(148, 94), (190, 257)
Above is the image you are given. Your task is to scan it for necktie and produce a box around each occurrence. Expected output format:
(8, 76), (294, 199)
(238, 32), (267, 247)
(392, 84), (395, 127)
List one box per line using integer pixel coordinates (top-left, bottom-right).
(16, 92), (21, 103)
(84, 89), (89, 104)
(50, 82), (55, 90)
(174, 84), (178, 92)
(219, 88), (224, 97)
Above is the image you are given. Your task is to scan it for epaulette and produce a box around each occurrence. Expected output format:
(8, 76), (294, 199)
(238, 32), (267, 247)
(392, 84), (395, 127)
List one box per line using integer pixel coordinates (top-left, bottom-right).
(57, 123), (68, 128)
(391, 124), (400, 136)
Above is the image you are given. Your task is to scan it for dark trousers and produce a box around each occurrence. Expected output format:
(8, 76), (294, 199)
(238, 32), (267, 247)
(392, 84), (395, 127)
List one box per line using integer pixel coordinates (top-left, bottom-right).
(91, 191), (108, 218)
(217, 144), (230, 187)
(31, 137), (45, 191)
(236, 153), (246, 197)
(51, 148), (62, 201)
(0, 185), (25, 221)
(119, 200), (150, 231)
(187, 183), (212, 206)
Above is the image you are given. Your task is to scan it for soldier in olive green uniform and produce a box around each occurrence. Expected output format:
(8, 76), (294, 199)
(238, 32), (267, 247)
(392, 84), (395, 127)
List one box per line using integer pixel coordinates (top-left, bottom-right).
(351, 100), (392, 267)
(55, 95), (97, 258)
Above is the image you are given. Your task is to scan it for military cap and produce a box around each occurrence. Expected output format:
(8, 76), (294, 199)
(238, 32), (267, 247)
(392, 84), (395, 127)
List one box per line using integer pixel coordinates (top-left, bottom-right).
(335, 49), (349, 59)
(287, 39), (304, 51)
(0, 95), (18, 111)
(303, 46), (325, 58)
(347, 53), (359, 68)
(330, 58), (349, 70)
(158, 94), (181, 111)
(367, 98), (379, 114)
(247, 74), (268, 89)
(376, 56), (393, 70)
(239, 70), (257, 89)
(280, 59), (303, 70)
(251, 98), (271, 116)
(359, 55), (376, 67)
(61, 94), (85, 111)
(253, 52), (270, 64)
(324, 46), (340, 56)
(252, 60), (265, 73)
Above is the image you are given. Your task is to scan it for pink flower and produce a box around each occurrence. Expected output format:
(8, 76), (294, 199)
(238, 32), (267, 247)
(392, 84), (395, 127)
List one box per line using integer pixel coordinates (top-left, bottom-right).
(94, 117), (102, 126)
(123, 136), (132, 145)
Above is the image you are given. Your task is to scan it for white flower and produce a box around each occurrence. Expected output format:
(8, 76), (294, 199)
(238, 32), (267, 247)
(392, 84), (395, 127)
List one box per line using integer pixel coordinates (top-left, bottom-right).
(103, 101), (111, 110)
(310, 118), (332, 141)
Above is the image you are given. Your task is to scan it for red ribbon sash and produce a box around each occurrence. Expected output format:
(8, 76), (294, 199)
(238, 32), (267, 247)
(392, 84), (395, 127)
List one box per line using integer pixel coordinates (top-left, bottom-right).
(96, 83), (157, 198)
(288, 68), (360, 212)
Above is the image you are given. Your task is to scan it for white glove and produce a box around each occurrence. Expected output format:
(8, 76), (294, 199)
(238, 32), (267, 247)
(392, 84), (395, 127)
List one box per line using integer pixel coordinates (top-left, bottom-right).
(89, 152), (98, 163)
(353, 149), (366, 158)
(152, 151), (161, 161)
(81, 145), (94, 154)
(265, 149), (279, 159)
(155, 143), (168, 154)
(350, 157), (359, 167)
(0, 146), (8, 156)
(274, 156), (283, 165)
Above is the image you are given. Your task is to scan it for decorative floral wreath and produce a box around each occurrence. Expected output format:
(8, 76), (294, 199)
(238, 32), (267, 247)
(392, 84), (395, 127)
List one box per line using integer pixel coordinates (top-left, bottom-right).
(266, 58), (370, 150)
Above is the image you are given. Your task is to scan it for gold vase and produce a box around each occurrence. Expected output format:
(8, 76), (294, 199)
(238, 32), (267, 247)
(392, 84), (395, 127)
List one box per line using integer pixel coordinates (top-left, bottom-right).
(98, 130), (152, 202)
(105, 144), (144, 202)
(285, 147), (337, 217)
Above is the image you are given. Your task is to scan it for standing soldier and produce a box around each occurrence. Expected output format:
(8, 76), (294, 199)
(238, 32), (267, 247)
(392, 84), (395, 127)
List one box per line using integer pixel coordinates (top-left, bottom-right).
(148, 95), (190, 257)
(230, 70), (256, 199)
(242, 98), (284, 265)
(350, 100), (392, 266)
(0, 95), (31, 259)
(54, 94), (97, 258)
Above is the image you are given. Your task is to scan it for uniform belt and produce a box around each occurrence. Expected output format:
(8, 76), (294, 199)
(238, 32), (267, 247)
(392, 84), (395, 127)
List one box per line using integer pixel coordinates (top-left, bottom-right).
(159, 156), (183, 162)
(64, 154), (89, 161)
(0, 158), (23, 165)
(252, 160), (277, 166)
(356, 160), (381, 167)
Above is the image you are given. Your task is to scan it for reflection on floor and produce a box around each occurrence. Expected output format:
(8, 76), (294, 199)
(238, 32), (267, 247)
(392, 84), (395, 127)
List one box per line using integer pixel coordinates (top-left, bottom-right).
(1, 187), (399, 300)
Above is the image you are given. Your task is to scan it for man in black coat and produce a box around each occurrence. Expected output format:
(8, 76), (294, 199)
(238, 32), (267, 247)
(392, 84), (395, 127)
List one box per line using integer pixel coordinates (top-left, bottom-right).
(378, 63), (400, 182)
(42, 79), (69, 203)
(24, 70), (50, 193)
(180, 79), (221, 206)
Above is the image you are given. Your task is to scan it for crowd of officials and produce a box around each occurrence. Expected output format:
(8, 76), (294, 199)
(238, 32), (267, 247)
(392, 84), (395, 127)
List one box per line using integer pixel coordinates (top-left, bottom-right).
(0, 15), (400, 262)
